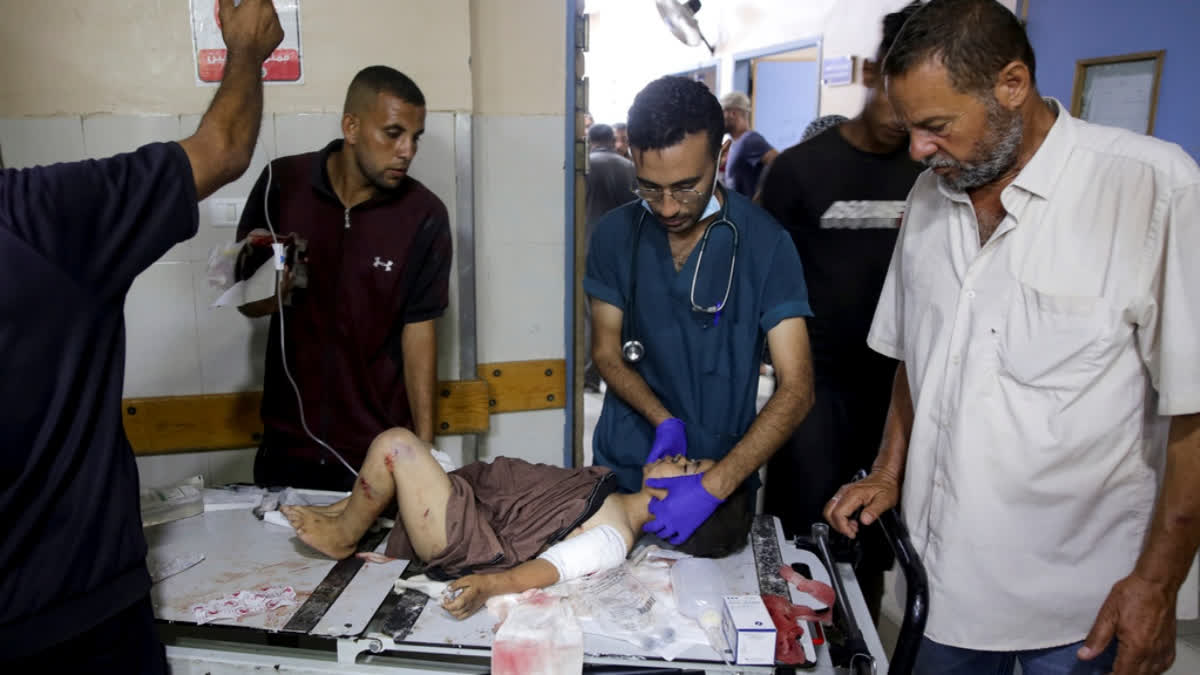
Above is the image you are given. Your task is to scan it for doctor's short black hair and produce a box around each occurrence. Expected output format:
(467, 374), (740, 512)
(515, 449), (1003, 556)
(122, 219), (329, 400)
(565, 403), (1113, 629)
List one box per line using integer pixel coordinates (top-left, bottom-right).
(673, 482), (754, 559)
(626, 76), (725, 158)
(344, 65), (426, 115)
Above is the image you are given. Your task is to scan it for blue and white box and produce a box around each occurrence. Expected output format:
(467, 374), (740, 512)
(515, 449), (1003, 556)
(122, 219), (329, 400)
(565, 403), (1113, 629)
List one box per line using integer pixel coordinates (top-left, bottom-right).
(721, 594), (776, 665)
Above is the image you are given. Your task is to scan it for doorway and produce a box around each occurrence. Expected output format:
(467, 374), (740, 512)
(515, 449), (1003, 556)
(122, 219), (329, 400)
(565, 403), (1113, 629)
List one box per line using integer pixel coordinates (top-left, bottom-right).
(672, 59), (721, 94)
(732, 40), (822, 153)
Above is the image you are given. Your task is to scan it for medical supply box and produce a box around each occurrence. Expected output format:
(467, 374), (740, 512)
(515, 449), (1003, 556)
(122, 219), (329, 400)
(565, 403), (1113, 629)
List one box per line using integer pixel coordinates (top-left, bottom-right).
(721, 594), (776, 665)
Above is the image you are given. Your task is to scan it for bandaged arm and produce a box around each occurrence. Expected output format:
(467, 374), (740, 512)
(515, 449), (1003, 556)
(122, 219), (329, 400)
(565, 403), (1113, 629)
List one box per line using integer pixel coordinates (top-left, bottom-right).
(474, 525), (630, 595)
(444, 525), (632, 618)
(537, 524), (629, 583)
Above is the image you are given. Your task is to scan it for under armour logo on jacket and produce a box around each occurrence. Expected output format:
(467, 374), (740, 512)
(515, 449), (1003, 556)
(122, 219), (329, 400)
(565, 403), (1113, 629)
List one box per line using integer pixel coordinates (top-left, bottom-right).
(373, 257), (394, 272)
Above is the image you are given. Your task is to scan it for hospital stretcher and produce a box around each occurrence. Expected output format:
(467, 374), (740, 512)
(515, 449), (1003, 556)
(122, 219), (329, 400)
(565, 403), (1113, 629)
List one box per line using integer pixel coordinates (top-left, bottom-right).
(149, 503), (926, 674)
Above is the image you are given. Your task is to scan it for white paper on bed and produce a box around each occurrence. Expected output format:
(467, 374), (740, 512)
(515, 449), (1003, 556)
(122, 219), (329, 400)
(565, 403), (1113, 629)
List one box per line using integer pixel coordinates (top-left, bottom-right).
(202, 486), (266, 512)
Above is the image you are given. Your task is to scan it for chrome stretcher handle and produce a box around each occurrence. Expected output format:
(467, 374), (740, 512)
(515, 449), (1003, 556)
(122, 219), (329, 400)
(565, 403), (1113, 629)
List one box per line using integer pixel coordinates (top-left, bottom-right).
(811, 522), (875, 675)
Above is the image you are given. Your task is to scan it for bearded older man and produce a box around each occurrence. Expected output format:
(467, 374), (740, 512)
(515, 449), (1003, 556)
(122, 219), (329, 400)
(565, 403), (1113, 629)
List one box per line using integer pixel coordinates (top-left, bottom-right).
(824, 1), (1200, 674)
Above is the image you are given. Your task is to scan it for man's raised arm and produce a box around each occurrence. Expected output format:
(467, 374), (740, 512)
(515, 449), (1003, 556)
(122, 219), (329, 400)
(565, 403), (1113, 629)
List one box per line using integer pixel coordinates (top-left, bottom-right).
(179, 0), (283, 200)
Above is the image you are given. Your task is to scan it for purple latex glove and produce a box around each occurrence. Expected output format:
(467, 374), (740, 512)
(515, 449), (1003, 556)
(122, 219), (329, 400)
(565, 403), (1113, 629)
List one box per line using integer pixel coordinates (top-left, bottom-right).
(642, 473), (724, 544)
(646, 418), (687, 464)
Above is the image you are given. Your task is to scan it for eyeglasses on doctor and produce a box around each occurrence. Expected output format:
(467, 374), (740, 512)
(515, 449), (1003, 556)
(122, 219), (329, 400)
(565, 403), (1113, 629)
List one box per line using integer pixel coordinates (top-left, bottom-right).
(632, 185), (705, 205)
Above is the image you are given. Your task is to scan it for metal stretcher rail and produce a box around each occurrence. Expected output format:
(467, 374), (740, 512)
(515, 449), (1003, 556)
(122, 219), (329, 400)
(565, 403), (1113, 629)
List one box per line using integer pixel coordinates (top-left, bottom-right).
(877, 506), (929, 675)
(798, 503), (928, 675)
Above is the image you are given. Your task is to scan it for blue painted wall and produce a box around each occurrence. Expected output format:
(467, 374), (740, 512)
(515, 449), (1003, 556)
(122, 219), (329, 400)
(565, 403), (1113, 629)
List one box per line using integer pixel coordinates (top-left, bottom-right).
(1025, 0), (1200, 161)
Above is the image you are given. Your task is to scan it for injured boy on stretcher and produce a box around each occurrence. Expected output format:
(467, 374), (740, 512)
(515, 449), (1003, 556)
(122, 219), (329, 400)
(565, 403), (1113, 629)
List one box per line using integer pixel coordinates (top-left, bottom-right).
(282, 428), (752, 619)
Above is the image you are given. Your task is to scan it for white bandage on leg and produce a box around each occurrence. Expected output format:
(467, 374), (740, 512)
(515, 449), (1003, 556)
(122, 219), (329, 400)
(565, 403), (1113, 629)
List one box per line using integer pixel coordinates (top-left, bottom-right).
(537, 524), (629, 583)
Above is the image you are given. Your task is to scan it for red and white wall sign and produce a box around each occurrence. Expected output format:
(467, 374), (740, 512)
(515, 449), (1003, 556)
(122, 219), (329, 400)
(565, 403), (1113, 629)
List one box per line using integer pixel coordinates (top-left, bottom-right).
(190, 0), (303, 85)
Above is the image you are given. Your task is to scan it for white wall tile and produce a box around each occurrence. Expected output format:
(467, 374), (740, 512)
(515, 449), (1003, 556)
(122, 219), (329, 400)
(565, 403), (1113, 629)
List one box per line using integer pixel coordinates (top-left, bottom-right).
(181, 114), (278, 264)
(190, 261), (269, 394)
(410, 112), (457, 211)
(476, 241), (565, 362)
(81, 114), (181, 159)
(0, 117), (86, 168)
(1169, 640), (1200, 674)
(136, 453), (208, 490)
(206, 448), (258, 486)
(479, 409), (566, 467)
(123, 261), (202, 397)
(273, 113), (341, 158)
(474, 114), (566, 247)
(410, 111), (461, 381)
(181, 113), (279, 200)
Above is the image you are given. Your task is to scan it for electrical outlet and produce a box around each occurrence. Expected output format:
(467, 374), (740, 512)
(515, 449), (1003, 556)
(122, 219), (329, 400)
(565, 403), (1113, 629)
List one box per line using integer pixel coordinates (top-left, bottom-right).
(208, 198), (244, 227)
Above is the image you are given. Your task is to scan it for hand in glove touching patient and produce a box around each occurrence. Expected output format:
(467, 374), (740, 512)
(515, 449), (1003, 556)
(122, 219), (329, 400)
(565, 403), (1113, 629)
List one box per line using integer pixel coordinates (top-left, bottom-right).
(646, 418), (687, 464)
(642, 473), (723, 544)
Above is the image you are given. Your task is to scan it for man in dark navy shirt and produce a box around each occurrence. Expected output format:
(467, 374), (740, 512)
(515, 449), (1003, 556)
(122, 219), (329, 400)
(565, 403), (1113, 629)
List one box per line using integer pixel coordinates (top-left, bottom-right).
(236, 66), (452, 492)
(0, 1), (283, 670)
(759, 2), (923, 623)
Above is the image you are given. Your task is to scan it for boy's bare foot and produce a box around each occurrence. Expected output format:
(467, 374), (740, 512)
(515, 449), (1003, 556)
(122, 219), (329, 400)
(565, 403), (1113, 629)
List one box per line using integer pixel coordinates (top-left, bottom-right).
(281, 505), (358, 559)
(309, 497), (349, 517)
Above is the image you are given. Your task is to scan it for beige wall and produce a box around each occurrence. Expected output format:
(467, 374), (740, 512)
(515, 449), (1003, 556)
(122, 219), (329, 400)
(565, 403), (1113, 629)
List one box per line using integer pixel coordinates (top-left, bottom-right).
(0, 0), (473, 116)
(471, 0), (566, 115)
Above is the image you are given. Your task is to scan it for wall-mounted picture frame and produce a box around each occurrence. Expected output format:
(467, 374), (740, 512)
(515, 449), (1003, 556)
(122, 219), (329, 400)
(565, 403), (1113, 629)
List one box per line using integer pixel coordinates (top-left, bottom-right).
(1070, 50), (1165, 135)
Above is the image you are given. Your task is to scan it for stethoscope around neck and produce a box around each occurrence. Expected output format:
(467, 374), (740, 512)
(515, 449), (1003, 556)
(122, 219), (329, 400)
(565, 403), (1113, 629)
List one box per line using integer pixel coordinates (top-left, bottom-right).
(621, 188), (740, 364)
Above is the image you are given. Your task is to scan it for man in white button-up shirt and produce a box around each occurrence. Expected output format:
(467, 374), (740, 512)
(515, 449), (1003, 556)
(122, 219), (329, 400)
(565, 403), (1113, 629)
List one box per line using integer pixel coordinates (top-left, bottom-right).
(824, 1), (1200, 674)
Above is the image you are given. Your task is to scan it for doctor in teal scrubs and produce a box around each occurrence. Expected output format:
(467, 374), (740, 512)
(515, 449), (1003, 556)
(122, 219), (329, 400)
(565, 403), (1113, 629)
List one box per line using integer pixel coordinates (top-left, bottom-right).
(585, 76), (816, 545)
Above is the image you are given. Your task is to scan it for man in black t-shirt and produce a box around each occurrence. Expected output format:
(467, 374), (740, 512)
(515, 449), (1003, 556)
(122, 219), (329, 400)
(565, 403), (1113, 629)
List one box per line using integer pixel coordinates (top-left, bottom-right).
(759, 2), (923, 624)
(0, 1), (283, 670)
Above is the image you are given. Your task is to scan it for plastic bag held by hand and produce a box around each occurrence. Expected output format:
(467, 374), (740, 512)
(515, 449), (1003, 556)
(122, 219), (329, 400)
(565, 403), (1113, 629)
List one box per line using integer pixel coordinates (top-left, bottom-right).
(646, 418), (687, 463)
(491, 591), (583, 675)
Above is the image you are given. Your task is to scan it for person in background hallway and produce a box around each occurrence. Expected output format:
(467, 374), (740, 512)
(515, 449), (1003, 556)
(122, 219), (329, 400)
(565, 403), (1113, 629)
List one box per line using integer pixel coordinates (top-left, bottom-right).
(825, 1), (1200, 674)
(237, 66), (452, 492)
(720, 91), (778, 197)
(584, 123), (636, 393)
(613, 122), (632, 159)
(586, 76), (815, 545)
(0, 1), (283, 670)
(759, 2), (923, 625)
(583, 111), (594, 134)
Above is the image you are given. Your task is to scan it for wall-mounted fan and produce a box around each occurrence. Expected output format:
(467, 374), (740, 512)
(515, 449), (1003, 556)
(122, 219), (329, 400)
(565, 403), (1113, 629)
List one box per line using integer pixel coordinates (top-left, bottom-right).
(655, 0), (715, 54)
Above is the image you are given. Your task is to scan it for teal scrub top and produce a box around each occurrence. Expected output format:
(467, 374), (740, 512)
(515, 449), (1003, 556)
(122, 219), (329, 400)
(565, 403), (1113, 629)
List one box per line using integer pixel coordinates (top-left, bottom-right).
(584, 189), (812, 492)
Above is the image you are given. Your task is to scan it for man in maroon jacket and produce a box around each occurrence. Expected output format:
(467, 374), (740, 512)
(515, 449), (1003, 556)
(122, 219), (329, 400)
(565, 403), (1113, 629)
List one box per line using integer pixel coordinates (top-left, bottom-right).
(237, 65), (452, 491)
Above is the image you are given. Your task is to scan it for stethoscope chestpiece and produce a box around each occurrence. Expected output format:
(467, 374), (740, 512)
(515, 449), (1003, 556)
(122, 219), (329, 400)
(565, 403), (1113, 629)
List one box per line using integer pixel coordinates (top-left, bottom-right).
(622, 339), (645, 364)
